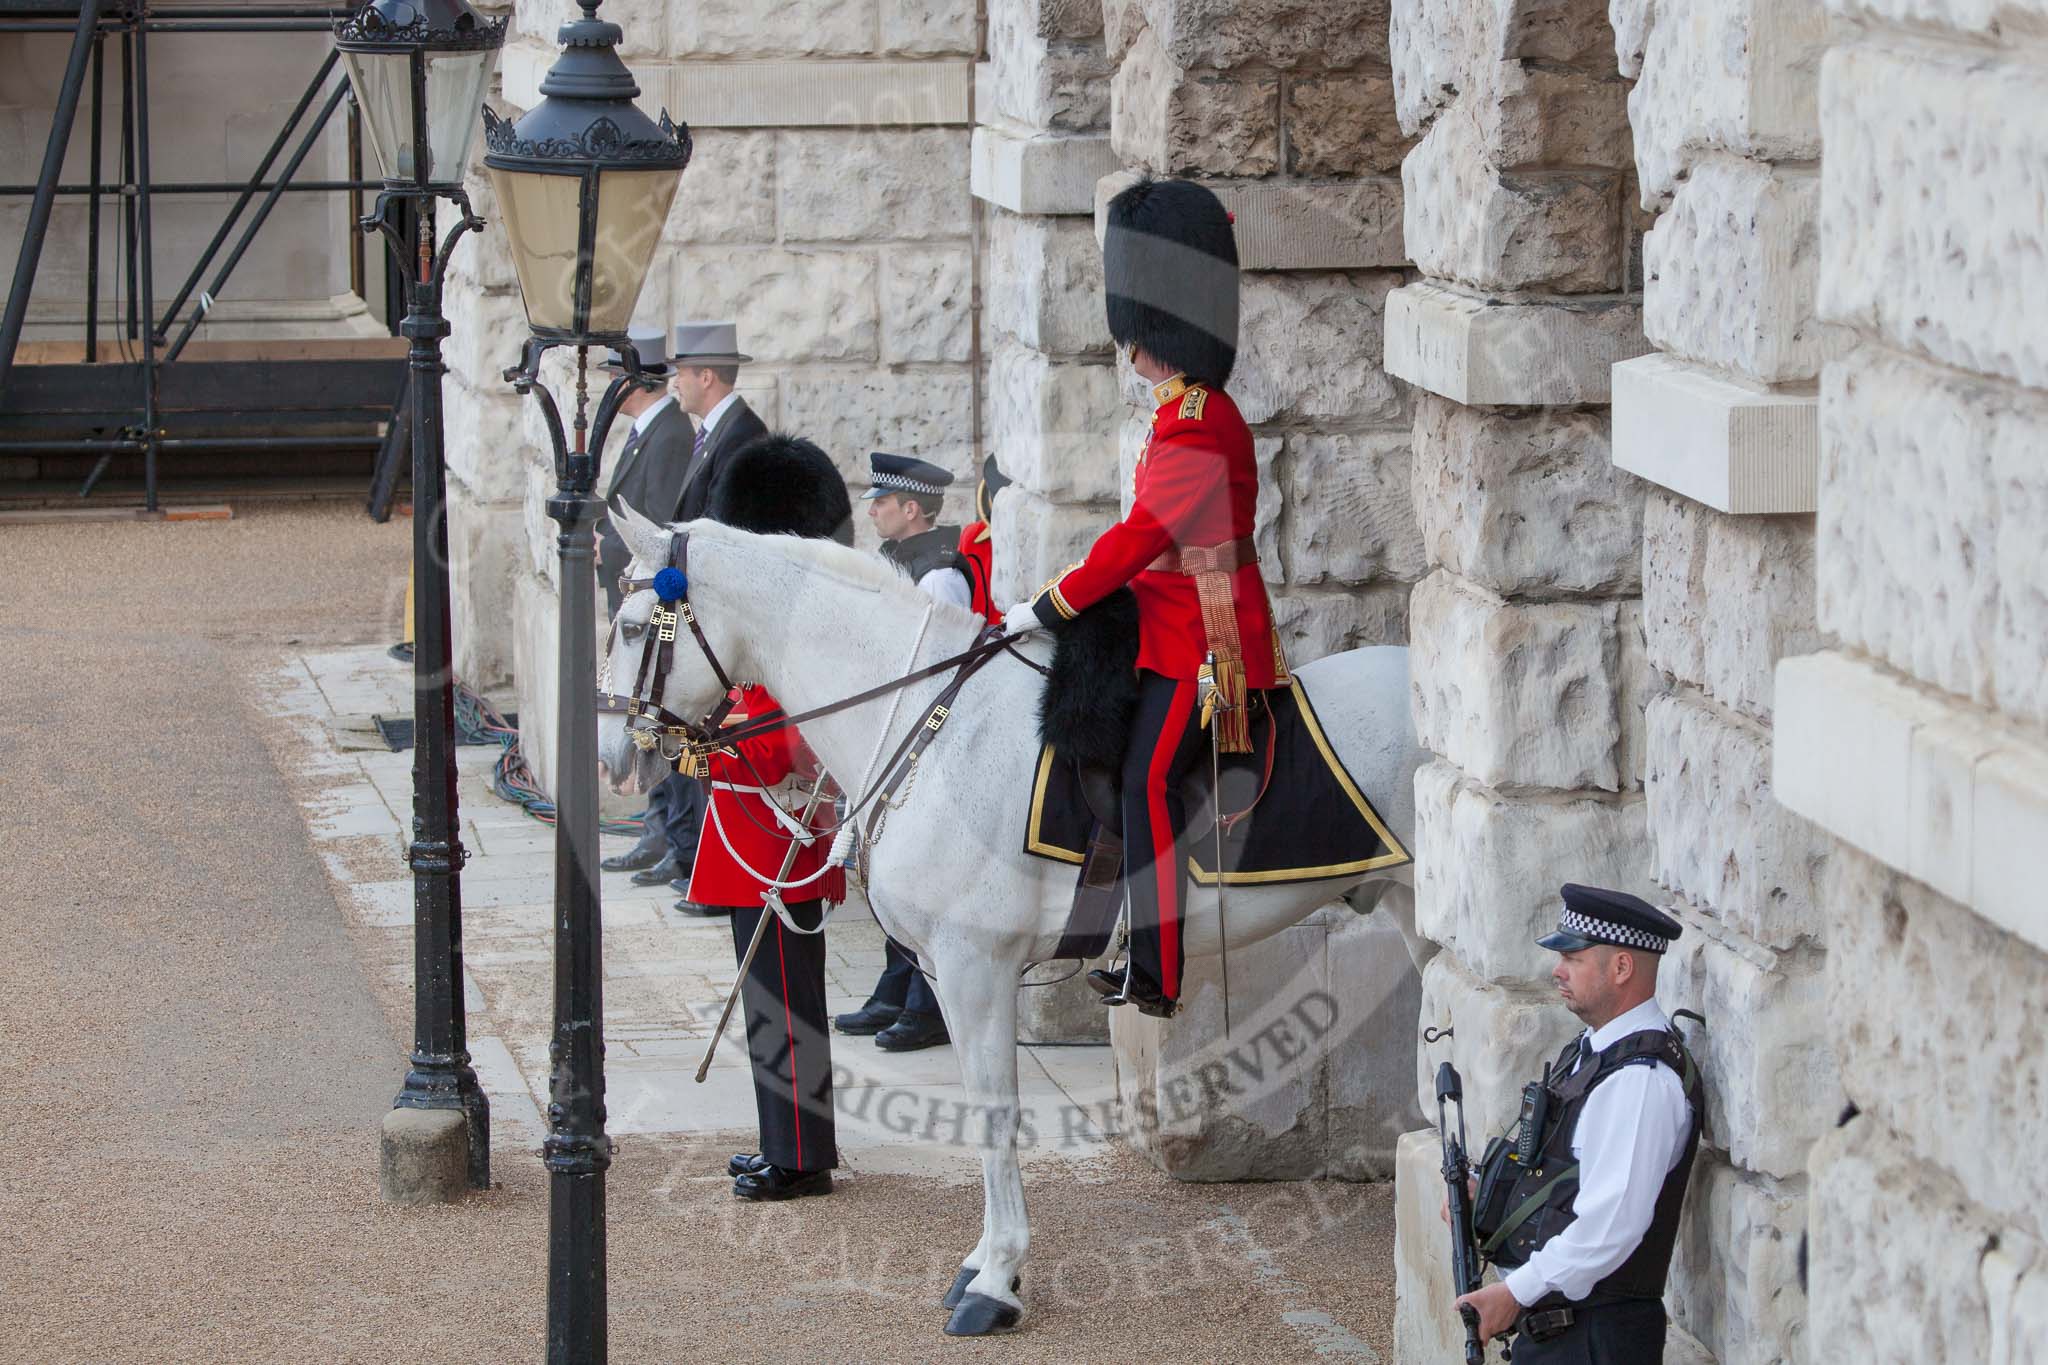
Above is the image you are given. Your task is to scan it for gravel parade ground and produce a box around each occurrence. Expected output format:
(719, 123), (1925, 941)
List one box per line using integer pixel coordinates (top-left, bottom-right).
(0, 503), (1398, 1363)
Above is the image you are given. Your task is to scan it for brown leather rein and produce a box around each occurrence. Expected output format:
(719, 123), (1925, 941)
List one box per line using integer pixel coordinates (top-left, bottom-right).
(601, 530), (1045, 774)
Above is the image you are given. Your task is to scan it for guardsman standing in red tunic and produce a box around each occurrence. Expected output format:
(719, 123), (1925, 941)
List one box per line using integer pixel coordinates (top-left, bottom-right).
(688, 681), (846, 1200)
(1002, 178), (1282, 1019)
(688, 431), (856, 1199)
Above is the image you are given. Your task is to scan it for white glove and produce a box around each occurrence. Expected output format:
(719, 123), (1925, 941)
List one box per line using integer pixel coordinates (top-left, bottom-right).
(1003, 601), (1044, 636)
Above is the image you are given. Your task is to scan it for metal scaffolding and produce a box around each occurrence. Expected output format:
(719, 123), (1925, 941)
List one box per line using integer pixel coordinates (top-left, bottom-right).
(0, 2), (407, 511)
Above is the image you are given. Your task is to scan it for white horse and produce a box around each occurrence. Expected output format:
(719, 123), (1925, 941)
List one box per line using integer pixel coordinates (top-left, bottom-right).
(596, 510), (1429, 1336)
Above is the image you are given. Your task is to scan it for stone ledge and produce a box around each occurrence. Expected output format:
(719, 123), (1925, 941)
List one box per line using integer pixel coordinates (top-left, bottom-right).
(1612, 353), (1818, 514)
(1093, 170), (1407, 271)
(502, 48), (972, 127)
(1775, 650), (2048, 953)
(970, 125), (1119, 215)
(1383, 282), (1650, 407)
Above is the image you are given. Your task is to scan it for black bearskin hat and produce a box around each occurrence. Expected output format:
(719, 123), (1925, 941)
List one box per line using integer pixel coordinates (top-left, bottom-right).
(707, 432), (855, 546)
(1102, 177), (1239, 388)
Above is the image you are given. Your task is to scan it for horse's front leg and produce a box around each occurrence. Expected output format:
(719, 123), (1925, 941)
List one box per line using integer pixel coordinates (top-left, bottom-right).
(930, 945), (1029, 1336)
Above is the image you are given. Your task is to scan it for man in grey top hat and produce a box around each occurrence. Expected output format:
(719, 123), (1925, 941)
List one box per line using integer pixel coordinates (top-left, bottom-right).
(668, 320), (766, 525)
(621, 321), (770, 910)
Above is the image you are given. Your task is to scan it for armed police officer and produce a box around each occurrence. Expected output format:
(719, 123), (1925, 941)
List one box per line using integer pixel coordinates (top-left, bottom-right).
(1001, 177), (1281, 1019)
(1452, 885), (1705, 1361)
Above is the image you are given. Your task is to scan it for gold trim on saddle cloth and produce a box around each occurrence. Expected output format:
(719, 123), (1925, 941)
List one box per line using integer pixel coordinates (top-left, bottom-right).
(1024, 746), (1086, 866)
(1022, 679), (1412, 885)
(1187, 678), (1411, 886)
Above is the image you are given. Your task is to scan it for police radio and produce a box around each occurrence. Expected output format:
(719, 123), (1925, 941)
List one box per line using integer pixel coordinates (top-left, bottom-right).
(1513, 1064), (1552, 1165)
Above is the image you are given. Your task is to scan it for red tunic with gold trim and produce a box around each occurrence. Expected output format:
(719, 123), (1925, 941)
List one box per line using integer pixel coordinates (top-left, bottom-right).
(1029, 375), (1282, 687)
(683, 684), (844, 908)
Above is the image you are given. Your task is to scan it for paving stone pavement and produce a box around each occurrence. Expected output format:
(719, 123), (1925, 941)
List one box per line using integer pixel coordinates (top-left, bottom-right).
(255, 643), (1126, 1177)
(0, 504), (1397, 1362)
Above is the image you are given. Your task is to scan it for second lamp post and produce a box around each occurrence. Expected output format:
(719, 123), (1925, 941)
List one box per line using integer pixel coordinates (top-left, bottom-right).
(336, 0), (504, 1196)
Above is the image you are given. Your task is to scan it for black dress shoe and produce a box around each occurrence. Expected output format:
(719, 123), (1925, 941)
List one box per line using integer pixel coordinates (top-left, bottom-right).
(733, 1164), (832, 1201)
(630, 851), (685, 886)
(835, 1000), (902, 1035)
(727, 1152), (769, 1177)
(601, 831), (668, 873)
(875, 1011), (950, 1051)
(1086, 967), (1178, 1018)
(674, 899), (730, 918)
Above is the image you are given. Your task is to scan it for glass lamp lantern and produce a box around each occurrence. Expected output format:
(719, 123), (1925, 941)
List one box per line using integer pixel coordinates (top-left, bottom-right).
(335, 0), (506, 190)
(481, 1), (688, 344)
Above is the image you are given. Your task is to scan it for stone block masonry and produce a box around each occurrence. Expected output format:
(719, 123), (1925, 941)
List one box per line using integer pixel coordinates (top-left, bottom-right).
(1593, 3), (1837, 1359)
(1388, 2), (1659, 1355)
(1771, 1), (2048, 1359)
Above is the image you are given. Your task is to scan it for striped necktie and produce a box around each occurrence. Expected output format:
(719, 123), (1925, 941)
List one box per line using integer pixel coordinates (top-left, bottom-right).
(693, 422), (710, 458)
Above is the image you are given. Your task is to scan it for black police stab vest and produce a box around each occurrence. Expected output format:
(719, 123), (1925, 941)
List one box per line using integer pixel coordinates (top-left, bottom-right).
(1474, 1028), (1704, 1305)
(881, 525), (966, 586)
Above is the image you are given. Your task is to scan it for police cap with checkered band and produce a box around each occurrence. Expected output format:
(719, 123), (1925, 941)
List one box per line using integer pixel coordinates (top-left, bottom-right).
(1538, 884), (1683, 955)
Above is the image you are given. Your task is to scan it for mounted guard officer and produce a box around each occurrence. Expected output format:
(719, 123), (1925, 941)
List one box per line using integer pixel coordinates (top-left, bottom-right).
(1451, 885), (1704, 1361)
(1002, 177), (1281, 1019)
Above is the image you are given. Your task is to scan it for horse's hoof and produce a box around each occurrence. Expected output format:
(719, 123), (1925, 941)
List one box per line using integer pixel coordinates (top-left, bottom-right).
(939, 1266), (1021, 1310)
(943, 1291), (1022, 1337)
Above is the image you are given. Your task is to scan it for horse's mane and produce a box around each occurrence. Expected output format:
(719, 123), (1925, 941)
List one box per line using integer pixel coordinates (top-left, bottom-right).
(674, 519), (990, 635)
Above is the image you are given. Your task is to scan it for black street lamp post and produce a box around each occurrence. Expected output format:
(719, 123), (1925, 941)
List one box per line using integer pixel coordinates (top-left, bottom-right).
(482, 2), (689, 1356)
(335, 0), (505, 1194)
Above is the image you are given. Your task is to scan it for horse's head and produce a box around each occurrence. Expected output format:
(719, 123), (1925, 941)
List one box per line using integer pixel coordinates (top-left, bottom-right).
(595, 501), (748, 796)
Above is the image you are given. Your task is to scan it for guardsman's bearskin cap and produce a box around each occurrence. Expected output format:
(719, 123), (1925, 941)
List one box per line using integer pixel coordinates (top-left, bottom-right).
(707, 432), (855, 546)
(1103, 177), (1239, 388)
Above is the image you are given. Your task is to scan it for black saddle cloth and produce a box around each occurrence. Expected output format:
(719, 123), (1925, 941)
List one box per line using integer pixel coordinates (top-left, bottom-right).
(1021, 591), (1409, 961)
(1025, 677), (1409, 888)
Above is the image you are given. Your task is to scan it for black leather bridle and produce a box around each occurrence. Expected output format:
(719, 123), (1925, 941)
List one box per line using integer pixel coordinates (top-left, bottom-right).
(601, 530), (1046, 777)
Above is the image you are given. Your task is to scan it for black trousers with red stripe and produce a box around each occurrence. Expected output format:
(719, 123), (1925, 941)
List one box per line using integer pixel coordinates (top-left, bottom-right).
(1121, 670), (1209, 1000)
(730, 899), (837, 1172)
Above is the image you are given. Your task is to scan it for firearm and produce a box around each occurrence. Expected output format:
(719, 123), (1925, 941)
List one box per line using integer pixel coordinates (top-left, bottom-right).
(1436, 1060), (1488, 1365)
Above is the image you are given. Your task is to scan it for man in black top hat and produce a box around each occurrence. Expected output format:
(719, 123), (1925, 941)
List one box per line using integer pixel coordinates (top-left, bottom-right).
(598, 326), (693, 876)
(1451, 885), (1704, 1363)
(830, 452), (969, 1052)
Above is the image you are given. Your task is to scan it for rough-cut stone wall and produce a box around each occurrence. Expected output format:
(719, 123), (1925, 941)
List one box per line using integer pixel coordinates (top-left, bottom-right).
(1772, 2), (2048, 1358)
(440, 1), (980, 777)
(1090, 0), (1428, 1180)
(1593, 3), (1838, 1362)
(1384, 1), (1657, 1359)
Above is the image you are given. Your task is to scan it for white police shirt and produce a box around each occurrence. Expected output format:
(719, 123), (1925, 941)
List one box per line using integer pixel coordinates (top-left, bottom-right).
(1502, 997), (1693, 1307)
(915, 564), (972, 610)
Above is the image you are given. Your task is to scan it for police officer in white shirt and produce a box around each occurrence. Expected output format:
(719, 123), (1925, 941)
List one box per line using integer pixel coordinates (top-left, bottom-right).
(1454, 884), (1703, 1361)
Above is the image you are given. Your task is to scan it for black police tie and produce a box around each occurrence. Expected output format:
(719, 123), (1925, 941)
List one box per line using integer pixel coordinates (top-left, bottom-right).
(1576, 1035), (1594, 1073)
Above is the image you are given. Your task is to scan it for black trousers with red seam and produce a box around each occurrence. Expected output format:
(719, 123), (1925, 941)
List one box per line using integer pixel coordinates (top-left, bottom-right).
(729, 899), (837, 1172)
(1121, 670), (1210, 1001)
